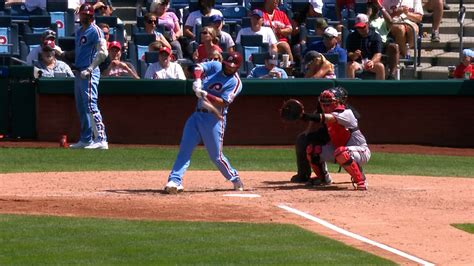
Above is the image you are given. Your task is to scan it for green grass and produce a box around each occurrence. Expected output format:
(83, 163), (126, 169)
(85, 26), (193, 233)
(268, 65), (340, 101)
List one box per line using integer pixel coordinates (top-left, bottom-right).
(0, 146), (473, 177)
(0, 214), (395, 265)
(452, 224), (474, 234)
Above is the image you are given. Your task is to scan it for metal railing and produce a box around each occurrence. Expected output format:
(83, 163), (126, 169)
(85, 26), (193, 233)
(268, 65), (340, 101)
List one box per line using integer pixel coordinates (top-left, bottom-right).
(392, 21), (418, 78)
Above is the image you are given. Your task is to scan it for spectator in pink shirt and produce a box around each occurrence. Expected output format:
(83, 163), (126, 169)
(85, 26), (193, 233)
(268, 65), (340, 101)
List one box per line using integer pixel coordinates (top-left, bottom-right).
(102, 41), (140, 79)
(150, 0), (183, 58)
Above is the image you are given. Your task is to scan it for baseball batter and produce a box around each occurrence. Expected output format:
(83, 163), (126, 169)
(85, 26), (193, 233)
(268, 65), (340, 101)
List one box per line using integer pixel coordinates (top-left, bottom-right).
(303, 87), (370, 190)
(69, 3), (109, 150)
(164, 52), (244, 194)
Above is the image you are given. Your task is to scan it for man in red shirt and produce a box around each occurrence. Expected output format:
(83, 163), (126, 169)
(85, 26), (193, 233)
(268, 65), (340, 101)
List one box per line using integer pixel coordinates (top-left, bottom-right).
(454, 49), (474, 80)
(260, 0), (294, 63)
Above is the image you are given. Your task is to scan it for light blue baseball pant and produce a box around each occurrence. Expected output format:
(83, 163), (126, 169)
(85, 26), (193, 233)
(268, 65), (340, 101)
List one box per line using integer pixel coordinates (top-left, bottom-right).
(74, 68), (107, 143)
(168, 112), (239, 185)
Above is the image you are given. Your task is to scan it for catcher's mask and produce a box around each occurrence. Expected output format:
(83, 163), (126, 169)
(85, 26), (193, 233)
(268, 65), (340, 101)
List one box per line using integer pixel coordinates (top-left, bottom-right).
(319, 88), (345, 112)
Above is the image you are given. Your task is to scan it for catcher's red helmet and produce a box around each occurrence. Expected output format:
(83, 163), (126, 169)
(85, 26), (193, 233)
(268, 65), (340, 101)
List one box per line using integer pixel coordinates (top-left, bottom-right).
(79, 3), (95, 16)
(222, 52), (242, 68)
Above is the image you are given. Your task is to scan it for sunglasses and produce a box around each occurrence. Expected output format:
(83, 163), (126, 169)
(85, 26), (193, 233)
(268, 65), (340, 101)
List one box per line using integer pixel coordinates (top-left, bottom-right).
(146, 19), (157, 24)
(103, 32), (109, 35)
(211, 57), (220, 61)
(201, 31), (209, 35)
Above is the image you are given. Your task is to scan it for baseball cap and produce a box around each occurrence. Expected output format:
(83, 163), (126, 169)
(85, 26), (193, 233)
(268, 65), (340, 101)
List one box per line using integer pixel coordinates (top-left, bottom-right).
(309, 0), (323, 14)
(323, 27), (339, 38)
(354, 13), (369, 28)
(251, 9), (264, 18)
(42, 29), (56, 40)
(223, 51), (243, 68)
(463, 49), (474, 57)
(210, 14), (223, 23)
(108, 41), (121, 50)
(304, 51), (321, 65)
(159, 46), (172, 55)
(79, 3), (95, 15)
(315, 17), (328, 29)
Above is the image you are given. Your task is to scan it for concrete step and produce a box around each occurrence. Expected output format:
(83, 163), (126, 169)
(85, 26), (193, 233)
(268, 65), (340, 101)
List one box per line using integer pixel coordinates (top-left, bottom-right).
(433, 4), (474, 19)
(415, 63), (451, 79)
(422, 20), (474, 36)
(419, 49), (461, 66)
(421, 34), (474, 51)
(446, 0), (474, 4)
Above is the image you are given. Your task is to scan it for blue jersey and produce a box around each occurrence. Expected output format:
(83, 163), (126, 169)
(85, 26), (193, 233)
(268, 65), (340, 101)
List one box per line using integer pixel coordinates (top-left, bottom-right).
(198, 61), (242, 115)
(75, 23), (104, 70)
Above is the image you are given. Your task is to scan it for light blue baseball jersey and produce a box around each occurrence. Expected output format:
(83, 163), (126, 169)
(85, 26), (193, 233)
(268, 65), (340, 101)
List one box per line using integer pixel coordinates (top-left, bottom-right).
(167, 61), (242, 186)
(75, 23), (104, 70)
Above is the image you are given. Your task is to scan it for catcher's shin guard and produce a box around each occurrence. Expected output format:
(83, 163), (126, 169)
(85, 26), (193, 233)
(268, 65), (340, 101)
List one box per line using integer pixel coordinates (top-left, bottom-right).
(334, 147), (367, 190)
(306, 145), (331, 185)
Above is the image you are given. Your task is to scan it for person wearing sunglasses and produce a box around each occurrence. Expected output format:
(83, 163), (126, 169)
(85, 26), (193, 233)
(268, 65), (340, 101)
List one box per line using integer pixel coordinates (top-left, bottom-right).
(143, 12), (172, 49)
(33, 40), (74, 78)
(192, 27), (222, 63)
(150, 0), (183, 59)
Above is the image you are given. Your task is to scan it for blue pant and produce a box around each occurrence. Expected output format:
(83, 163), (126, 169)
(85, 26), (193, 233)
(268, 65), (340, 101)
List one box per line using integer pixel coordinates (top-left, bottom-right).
(74, 68), (107, 143)
(168, 112), (239, 185)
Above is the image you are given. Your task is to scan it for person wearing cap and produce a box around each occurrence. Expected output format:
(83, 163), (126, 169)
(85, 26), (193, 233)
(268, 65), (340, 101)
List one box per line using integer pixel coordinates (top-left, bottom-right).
(247, 53), (288, 79)
(304, 26), (347, 67)
(193, 26), (223, 63)
(26, 29), (64, 65)
(453, 49), (474, 80)
(260, 0), (294, 63)
(151, 0), (183, 59)
(143, 12), (172, 50)
(163, 51), (244, 194)
(102, 41), (140, 79)
(382, 0), (423, 57)
(33, 40), (74, 78)
(304, 51), (336, 79)
(367, 0), (400, 79)
(346, 13), (385, 80)
(70, 3), (109, 150)
(236, 9), (278, 55)
(144, 46), (185, 80)
(210, 14), (235, 52)
(183, 0), (223, 41)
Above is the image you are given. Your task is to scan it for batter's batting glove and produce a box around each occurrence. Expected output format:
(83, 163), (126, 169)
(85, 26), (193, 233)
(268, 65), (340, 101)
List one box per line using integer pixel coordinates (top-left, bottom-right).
(192, 80), (202, 93)
(195, 89), (208, 99)
(80, 67), (93, 79)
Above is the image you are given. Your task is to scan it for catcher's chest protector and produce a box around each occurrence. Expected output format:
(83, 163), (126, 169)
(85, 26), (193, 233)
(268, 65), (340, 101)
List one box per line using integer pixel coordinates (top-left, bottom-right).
(328, 123), (350, 148)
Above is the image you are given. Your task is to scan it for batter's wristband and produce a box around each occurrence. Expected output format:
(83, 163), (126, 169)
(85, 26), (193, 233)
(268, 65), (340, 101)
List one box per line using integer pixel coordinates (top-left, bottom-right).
(193, 68), (203, 79)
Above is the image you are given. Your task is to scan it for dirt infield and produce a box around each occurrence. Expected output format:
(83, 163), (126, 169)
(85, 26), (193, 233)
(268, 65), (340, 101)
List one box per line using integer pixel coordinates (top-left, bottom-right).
(1, 170), (473, 265)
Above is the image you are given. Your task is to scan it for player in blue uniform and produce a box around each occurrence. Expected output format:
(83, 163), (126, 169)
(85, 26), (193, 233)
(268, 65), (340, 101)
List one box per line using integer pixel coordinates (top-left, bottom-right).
(69, 3), (109, 149)
(164, 52), (244, 194)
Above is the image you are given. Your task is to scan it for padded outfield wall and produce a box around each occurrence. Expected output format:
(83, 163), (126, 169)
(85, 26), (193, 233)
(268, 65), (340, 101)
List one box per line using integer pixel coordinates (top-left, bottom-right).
(31, 78), (474, 147)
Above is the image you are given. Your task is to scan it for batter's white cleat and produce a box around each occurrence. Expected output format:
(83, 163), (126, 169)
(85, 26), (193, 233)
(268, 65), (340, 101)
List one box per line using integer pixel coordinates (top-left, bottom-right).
(232, 178), (244, 191)
(84, 141), (109, 150)
(164, 180), (184, 194)
(69, 141), (92, 149)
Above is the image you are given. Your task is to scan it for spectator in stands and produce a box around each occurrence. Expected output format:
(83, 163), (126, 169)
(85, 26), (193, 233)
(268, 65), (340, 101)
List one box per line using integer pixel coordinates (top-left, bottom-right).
(346, 14), (385, 80)
(210, 50), (223, 62)
(150, 0), (183, 59)
(453, 49), (474, 80)
(144, 46), (186, 80)
(183, 0), (223, 41)
(144, 12), (172, 49)
(102, 41), (140, 79)
(210, 14), (235, 52)
(95, 1), (128, 45)
(26, 29), (64, 66)
(260, 0), (294, 62)
(366, 1), (399, 79)
(98, 23), (111, 44)
(236, 9), (278, 55)
(247, 53), (288, 79)
(424, 0), (443, 42)
(335, 0), (355, 22)
(193, 26), (222, 63)
(383, 0), (423, 58)
(309, 0), (324, 18)
(304, 51), (336, 79)
(304, 27), (347, 67)
(33, 40), (74, 78)
(148, 40), (163, 52)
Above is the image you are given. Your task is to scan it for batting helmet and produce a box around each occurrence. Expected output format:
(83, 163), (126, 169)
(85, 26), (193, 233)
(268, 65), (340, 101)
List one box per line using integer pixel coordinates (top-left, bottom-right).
(222, 51), (242, 68)
(79, 3), (95, 16)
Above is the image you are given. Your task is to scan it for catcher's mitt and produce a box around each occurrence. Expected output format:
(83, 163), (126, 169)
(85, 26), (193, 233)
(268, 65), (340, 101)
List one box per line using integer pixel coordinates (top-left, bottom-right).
(280, 99), (304, 121)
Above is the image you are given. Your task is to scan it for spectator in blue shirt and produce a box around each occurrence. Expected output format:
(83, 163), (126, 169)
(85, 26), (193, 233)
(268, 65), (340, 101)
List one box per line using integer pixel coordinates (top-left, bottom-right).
(247, 53), (288, 79)
(304, 26), (347, 65)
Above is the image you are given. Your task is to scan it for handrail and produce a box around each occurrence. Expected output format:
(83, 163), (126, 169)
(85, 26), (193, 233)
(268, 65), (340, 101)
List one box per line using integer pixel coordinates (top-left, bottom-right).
(392, 21), (418, 78)
(457, 0), (466, 58)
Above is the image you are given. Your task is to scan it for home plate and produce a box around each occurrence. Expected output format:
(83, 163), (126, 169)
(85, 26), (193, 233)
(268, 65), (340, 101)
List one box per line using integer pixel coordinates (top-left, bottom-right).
(223, 194), (261, 198)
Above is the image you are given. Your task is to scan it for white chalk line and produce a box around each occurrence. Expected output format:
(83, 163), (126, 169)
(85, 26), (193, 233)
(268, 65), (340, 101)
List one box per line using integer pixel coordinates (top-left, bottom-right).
(278, 204), (435, 266)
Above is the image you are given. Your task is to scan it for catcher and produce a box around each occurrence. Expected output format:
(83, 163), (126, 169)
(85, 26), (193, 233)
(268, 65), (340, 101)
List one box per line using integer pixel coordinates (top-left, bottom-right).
(281, 87), (370, 190)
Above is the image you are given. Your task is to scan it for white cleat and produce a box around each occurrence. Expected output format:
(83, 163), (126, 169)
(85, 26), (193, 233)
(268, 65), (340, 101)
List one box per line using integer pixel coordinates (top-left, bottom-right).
(84, 141), (109, 150)
(164, 180), (184, 194)
(232, 178), (244, 191)
(69, 141), (92, 149)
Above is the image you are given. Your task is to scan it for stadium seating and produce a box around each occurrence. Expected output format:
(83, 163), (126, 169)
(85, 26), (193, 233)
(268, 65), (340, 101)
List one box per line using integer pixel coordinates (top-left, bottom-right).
(129, 33), (156, 77)
(0, 16), (20, 57)
(19, 33), (42, 61)
(95, 16), (125, 46)
(46, 0), (75, 37)
(236, 34), (269, 75)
